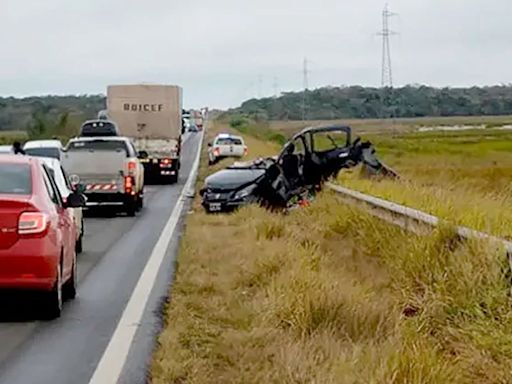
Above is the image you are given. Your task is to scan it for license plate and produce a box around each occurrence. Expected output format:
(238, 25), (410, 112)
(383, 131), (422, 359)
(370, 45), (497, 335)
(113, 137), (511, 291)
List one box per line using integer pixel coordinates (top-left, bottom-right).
(209, 203), (222, 212)
(140, 159), (149, 163)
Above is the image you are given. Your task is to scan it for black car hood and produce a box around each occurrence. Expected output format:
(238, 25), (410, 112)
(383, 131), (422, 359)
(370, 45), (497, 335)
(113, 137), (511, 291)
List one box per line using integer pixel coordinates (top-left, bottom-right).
(204, 168), (266, 191)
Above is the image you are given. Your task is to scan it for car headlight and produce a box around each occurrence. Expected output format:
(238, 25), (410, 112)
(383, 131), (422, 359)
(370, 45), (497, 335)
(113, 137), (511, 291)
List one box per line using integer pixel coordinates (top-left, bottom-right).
(234, 184), (257, 200)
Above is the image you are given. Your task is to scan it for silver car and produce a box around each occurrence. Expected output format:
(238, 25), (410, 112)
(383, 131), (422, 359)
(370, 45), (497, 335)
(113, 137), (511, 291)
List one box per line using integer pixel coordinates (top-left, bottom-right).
(39, 157), (85, 253)
(0, 145), (13, 154)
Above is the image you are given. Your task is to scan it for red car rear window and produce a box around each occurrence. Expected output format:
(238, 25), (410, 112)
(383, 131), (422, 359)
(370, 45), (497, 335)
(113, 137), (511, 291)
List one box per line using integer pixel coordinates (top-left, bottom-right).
(0, 164), (32, 195)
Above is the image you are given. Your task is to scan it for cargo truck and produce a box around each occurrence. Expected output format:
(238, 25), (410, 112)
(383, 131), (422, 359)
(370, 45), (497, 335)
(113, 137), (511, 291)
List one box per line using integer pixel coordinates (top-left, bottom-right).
(106, 84), (183, 184)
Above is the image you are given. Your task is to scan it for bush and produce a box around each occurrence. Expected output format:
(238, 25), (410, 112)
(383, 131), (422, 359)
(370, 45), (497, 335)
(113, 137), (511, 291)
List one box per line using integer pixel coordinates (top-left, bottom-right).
(229, 115), (249, 129)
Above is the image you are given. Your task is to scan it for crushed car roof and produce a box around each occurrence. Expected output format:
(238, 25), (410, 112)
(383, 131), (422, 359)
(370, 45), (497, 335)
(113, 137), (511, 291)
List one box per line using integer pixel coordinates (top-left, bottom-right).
(291, 125), (352, 141)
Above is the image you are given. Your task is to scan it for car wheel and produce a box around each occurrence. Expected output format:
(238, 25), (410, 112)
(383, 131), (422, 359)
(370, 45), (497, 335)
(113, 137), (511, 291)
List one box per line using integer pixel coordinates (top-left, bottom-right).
(63, 252), (77, 300)
(125, 200), (136, 217)
(42, 264), (63, 320)
(137, 194), (144, 211)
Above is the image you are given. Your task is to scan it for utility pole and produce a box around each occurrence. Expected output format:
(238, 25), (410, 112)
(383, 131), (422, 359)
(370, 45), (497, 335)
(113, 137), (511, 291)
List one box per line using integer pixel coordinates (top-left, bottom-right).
(273, 76), (279, 98)
(257, 74), (263, 98)
(302, 57), (310, 121)
(377, 4), (398, 129)
(378, 3), (396, 88)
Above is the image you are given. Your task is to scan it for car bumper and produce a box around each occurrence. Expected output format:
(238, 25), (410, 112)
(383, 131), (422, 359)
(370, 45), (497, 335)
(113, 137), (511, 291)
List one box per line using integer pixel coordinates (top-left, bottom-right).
(84, 192), (135, 206)
(0, 238), (59, 291)
(202, 195), (257, 213)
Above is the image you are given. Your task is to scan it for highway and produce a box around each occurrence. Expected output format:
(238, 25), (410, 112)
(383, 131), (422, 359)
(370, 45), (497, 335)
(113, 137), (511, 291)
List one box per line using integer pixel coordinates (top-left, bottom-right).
(0, 132), (202, 384)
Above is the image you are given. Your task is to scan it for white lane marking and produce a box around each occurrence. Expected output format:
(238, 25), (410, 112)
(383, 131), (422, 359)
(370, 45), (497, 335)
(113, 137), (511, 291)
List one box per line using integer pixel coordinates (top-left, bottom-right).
(182, 131), (191, 145)
(88, 131), (204, 384)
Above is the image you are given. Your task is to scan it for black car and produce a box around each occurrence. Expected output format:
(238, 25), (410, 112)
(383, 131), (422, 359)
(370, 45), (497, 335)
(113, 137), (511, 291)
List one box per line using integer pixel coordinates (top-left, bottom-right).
(200, 125), (395, 213)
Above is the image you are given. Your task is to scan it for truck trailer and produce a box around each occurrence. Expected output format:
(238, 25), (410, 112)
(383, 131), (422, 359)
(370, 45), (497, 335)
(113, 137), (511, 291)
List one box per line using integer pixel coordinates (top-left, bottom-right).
(106, 84), (183, 184)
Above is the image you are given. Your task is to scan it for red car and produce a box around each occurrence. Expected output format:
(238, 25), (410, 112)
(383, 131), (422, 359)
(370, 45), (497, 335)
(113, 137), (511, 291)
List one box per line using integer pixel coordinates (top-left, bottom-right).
(0, 155), (85, 318)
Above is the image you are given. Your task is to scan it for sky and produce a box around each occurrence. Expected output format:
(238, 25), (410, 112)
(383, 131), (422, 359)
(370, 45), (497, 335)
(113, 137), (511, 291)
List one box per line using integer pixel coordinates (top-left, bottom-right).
(1, 0), (511, 109)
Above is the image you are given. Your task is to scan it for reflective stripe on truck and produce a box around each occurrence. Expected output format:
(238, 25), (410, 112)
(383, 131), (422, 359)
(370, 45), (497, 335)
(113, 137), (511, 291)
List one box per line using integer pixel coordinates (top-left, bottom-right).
(86, 184), (118, 191)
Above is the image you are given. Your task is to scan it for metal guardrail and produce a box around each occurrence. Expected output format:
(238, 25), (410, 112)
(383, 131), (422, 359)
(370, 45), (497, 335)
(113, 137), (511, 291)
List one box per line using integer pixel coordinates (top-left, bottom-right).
(327, 182), (512, 261)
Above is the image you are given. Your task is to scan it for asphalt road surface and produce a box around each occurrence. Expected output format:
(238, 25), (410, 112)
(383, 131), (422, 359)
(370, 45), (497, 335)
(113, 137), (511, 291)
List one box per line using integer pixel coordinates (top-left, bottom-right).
(0, 132), (202, 384)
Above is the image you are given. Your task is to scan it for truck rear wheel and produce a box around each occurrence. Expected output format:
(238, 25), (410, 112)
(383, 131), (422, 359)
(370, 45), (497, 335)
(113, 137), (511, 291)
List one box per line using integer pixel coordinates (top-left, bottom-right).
(137, 193), (144, 211)
(125, 199), (137, 217)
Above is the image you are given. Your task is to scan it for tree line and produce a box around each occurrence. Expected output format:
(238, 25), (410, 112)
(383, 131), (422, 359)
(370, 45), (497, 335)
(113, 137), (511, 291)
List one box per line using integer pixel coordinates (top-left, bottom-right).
(232, 85), (512, 120)
(0, 95), (105, 139)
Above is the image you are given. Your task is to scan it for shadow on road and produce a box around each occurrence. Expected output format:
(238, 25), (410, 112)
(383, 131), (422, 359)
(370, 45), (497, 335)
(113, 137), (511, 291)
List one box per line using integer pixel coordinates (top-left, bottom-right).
(83, 206), (123, 219)
(0, 292), (62, 322)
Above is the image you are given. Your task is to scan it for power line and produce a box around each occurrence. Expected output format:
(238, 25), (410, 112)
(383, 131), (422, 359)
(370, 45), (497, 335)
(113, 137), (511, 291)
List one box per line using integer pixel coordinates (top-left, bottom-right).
(377, 3), (397, 88)
(272, 76), (279, 98)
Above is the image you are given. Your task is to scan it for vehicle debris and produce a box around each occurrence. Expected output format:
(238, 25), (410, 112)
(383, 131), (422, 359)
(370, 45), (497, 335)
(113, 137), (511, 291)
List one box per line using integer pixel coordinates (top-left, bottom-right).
(200, 125), (398, 213)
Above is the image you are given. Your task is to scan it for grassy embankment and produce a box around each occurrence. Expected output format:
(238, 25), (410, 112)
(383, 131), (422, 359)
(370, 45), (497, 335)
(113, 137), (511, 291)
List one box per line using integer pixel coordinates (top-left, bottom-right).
(151, 120), (512, 383)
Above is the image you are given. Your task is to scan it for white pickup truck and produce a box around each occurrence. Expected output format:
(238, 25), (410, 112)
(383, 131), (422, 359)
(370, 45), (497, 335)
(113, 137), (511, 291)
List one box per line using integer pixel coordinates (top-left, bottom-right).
(61, 136), (144, 216)
(207, 133), (247, 165)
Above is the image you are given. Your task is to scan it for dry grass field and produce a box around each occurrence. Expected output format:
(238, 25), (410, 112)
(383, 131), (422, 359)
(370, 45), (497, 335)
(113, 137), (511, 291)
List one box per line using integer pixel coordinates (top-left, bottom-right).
(151, 120), (512, 384)
(270, 115), (512, 137)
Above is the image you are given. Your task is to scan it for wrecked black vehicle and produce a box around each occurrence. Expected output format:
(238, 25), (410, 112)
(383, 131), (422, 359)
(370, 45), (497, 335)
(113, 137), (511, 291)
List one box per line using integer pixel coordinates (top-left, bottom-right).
(200, 125), (397, 213)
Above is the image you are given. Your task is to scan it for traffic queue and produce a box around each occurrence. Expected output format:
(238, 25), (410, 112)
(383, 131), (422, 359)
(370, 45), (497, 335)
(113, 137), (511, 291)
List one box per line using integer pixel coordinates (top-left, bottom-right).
(0, 84), (207, 320)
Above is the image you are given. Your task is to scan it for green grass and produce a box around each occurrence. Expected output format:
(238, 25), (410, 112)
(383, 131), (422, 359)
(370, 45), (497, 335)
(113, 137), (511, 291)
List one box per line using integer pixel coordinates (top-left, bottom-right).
(231, 121), (287, 146)
(0, 131), (27, 145)
(337, 128), (512, 238)
(270, 115), (512, 137)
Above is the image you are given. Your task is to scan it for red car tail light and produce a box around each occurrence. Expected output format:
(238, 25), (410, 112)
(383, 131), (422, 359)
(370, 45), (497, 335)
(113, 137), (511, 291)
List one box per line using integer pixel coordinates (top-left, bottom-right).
(127, 160), (137, 176)
(18, 212), (49, 235)
(160, 158), (172, 168)
(124, 176), (134, 194)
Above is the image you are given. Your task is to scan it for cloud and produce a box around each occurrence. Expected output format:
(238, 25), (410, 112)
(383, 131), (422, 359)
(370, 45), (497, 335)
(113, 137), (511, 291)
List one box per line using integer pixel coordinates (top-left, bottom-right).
(0, 0), (511, 108)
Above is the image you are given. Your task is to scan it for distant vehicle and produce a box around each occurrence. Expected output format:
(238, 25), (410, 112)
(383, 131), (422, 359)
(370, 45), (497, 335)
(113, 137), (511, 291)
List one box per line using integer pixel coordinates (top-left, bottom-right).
(79, 119), (120, 137)
(188, 124), (199, 133)
(191, 110), (204, 130)
(62, 136), (145, 216)
(207, 134), (247, 165)
(0, 155), (85, 318)
(0, 145), (13, 154)
(106, 84), (183, 184)
(23, 140), (63, 160)
(39, 157), (85, 253)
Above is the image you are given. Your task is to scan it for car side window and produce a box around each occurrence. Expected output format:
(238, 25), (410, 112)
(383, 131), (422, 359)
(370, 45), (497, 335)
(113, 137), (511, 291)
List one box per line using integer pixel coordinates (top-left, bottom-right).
(41, 165), (63, 207)
(61, 166), (73, 190)
(312, 131), (349, 152)
(127, 141), (137, 157)
(293, 138), (306, 156)
(40, 165), (58, 205)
